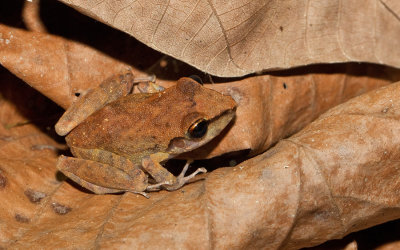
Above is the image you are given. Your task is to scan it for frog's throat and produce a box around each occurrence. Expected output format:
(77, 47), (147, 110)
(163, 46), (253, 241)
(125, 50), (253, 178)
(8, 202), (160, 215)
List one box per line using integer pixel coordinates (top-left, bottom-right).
(165, 109), (235, 156)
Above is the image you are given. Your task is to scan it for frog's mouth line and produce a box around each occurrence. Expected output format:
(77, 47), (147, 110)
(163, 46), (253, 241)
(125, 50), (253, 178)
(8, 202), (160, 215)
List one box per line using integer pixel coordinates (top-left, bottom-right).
(165, 108), (236, 157)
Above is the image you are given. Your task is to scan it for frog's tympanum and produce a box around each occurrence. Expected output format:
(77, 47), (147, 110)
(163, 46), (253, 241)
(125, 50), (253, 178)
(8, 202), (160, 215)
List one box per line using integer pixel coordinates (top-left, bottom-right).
(55, 72), (236, 197)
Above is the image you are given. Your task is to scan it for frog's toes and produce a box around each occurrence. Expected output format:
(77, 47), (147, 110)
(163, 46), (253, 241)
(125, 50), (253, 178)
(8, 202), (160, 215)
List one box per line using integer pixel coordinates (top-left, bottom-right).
(179, 167), (207, 184)
(129, 191), (150, 199)
(163, 162), (207, 191)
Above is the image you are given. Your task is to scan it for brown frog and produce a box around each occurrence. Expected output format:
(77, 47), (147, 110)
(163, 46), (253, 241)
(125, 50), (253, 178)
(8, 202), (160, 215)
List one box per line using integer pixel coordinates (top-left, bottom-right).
(55, 71), (236, 197)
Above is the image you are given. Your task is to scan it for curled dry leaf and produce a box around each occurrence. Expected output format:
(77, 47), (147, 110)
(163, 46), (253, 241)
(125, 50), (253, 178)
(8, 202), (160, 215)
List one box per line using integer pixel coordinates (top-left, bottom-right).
(187, 65), (400, 158)
(3, 71), (400, 249)
(377, 241), (400, 250)
(0, 70), (63, 246)
(2, 24), (400, 158)
(343, 240), (358, 250)
(311, 219), (400, 250)
(0, 24), (132, 109)
(60, 0), (400, 76)
(22, 0), (47, 33)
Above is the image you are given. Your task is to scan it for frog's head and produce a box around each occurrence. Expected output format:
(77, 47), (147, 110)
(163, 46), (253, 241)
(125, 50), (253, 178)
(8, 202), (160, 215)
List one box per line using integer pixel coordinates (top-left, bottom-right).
(165, 77), (236, 156)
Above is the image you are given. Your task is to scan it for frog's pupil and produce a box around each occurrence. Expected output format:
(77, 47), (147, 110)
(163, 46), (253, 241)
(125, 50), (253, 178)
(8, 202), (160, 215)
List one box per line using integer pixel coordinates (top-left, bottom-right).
(189, 119), (208, 138)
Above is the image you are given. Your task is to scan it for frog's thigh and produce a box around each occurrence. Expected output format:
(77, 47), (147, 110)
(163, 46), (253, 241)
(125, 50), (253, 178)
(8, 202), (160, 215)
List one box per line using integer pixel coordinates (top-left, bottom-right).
(141, 154), (176, 185)
(70, 146), (136, 173)
(57, 155), (148, 194)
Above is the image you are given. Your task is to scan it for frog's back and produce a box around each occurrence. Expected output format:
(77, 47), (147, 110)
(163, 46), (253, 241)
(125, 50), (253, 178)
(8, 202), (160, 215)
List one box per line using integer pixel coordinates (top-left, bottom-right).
(65, 93), (167, 161)
(65, 78), (237, 162)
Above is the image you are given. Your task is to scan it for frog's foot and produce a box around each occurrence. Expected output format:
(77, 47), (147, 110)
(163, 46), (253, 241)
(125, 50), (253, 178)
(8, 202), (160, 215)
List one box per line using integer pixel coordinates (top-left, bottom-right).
(131, 74), (164, 93)
(146, 181), (170, 192)
(128, 190), (150, 199)
(132, 74), (156, 84)
(163, 162), (207, 191)
(136, 81), (165, 93)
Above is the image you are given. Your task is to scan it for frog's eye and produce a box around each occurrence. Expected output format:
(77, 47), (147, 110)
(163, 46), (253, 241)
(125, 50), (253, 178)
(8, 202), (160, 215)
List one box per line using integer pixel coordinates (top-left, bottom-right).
(189, 75), (203, 85)
(188, 118), (208, 138)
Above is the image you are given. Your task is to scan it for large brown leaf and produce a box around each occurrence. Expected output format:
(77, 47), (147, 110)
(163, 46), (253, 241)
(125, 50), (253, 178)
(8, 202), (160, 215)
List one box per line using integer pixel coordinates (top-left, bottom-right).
(60, 0), (400, 76)
(2, 68), (400, 249)
(0, 23), (132, 109)
(2, 24), (400, 159)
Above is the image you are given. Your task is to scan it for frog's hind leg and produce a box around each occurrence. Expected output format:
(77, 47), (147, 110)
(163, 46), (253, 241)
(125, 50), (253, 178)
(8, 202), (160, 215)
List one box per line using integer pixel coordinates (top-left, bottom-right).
(56, 155), (148, 197)
(70, 146), (139, 174)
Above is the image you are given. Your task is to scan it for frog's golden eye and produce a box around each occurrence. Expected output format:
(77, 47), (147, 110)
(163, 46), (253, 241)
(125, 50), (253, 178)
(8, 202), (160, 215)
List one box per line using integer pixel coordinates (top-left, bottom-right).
(188, 118), (208, 138)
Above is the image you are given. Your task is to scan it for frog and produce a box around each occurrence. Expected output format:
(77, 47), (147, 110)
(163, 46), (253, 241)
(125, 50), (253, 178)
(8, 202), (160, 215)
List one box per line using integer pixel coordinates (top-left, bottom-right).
(55, 70), (236, 197)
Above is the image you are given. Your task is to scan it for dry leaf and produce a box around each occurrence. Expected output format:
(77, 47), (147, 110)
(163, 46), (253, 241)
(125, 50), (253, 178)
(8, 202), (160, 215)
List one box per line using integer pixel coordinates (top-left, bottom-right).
(0, 23), (132, 109)
(310, 219), (400, 250)
(60, 0), (400, 76)
(377, 241), (400, 250)
(2, 69), (400, 248)
(0, 69), (63, 246)
(1, 1), (400, 249)
(2, 25), (400, 158)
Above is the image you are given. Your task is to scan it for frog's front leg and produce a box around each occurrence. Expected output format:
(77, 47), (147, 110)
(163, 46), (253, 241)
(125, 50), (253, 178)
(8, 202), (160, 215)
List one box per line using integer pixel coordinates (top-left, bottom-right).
(142, 153), (207, 191)
(56, 155), (149, 197)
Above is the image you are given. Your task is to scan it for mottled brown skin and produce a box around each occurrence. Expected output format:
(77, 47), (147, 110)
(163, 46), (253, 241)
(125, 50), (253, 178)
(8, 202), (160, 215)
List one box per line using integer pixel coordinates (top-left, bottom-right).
(55, 73), (236, 197)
